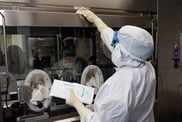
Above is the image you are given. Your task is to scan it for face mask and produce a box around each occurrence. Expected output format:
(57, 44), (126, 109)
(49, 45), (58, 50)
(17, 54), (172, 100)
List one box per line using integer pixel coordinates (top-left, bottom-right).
(111, 44), (123, 67)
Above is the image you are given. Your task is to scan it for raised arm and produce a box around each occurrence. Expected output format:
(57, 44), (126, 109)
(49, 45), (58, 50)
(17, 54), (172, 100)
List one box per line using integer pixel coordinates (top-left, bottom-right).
(77, 7), (114, 52)
(76, 7), (108, 32)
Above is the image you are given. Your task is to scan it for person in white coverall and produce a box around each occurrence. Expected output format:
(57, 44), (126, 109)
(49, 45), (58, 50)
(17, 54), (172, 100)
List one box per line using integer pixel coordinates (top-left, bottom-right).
(66, 7), (156, 122)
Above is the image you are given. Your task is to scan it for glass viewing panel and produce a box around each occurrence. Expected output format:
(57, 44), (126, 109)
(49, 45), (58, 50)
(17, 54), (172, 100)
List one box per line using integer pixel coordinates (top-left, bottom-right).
(0, 27), (96, 83)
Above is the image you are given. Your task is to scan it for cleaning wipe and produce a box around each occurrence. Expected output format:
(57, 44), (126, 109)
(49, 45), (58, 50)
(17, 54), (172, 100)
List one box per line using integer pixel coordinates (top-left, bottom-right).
(49, 79), (95, 104)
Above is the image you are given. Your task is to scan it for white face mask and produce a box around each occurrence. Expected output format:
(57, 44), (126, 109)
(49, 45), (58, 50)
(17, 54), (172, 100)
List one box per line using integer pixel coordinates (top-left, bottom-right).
(111, 44), (123, 67)
(111, 44), (144, 68)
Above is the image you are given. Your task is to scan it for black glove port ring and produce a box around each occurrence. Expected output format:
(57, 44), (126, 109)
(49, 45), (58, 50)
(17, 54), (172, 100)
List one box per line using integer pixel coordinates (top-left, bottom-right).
(81, 65), (104, 95)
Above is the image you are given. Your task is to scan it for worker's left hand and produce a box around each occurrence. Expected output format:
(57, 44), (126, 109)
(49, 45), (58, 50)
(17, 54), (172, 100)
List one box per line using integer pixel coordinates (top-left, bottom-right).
(66, 89), (81, 107)
(66, 89), (92, 118)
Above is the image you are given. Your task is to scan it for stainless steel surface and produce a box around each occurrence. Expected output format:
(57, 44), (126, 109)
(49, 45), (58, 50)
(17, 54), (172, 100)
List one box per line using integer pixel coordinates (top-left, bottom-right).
(17, 112), (49, 122)
(0, 10), (153, 28)
(0, 0), (156, 28)
(0, 0), (157, 12)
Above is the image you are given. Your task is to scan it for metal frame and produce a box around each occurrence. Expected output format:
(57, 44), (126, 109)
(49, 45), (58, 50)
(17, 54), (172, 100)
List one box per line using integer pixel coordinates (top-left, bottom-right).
(0, 10), (154, 28)
(0, 0), (156, 13)
(0, 11), (6, 122)
(0, 0), (156, 28)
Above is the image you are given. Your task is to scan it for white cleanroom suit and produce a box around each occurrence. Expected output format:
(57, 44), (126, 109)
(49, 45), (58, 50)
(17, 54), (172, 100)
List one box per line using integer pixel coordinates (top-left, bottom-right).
(81, 27), (156, 122)
(66, 7), (156, 122)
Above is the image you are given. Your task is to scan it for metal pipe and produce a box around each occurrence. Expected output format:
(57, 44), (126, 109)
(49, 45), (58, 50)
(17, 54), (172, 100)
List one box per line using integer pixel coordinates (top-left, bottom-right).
(56, 35), (60, 60)
(0, 12), (5, 122)
(150, 19), (158, 67)
(0, 12), (8, 75)
(0, 79), (3, 122)
(151, 20), (156, 65)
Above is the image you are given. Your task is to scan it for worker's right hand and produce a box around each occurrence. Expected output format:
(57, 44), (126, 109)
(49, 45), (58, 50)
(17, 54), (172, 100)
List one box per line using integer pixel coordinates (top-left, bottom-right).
(76, 7), (108, 32)
(76, 7), (99, 24)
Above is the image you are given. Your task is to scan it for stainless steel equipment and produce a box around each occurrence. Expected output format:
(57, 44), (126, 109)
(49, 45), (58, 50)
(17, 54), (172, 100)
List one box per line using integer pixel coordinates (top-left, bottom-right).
(0, 0), (157, 121)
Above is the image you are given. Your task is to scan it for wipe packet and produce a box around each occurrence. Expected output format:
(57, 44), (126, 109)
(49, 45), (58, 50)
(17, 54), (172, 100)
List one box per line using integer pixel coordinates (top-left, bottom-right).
(49, 79), (95, 104)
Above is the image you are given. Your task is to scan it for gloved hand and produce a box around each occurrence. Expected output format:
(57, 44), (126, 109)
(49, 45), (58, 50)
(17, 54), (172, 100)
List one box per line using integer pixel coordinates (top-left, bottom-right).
(76, 7), (99, 24)
(66, 89), (92, 118)
(76, 7), (108, 32)
(66, 88), (81, 107)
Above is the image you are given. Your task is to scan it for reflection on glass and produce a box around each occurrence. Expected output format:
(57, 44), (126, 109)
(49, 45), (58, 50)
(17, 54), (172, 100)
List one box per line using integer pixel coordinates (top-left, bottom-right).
(28, 37), (57, 70)
(0, 27), (95, 83)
